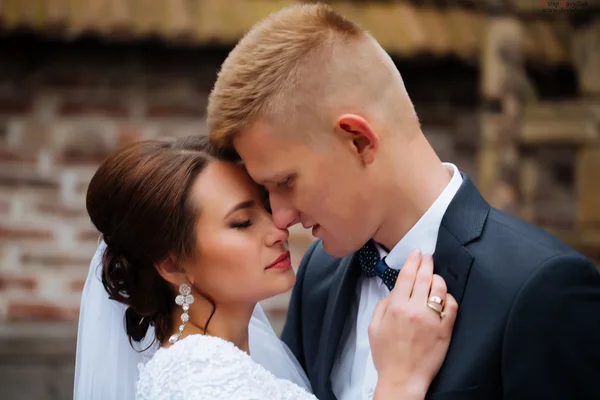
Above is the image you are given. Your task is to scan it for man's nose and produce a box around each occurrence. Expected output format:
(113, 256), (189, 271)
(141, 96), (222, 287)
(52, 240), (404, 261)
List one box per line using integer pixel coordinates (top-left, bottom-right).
(270, 194), (299, 230)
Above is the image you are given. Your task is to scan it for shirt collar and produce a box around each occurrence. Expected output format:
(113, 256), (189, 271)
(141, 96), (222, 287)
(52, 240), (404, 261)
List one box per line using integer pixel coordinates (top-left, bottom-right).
(375, 162), (463, 270)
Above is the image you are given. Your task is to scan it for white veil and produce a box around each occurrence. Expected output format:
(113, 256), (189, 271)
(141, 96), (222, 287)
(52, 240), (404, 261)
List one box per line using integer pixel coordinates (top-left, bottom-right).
(74, 240), (311, 399)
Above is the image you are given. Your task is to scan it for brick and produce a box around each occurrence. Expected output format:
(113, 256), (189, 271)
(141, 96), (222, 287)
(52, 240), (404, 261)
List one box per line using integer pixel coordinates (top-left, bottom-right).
(42, 74), (84, 89)
(155, 121), (209, 139)
(41, 65), (111, 90)
(50, 121), (117, 156)
(59, 97), (130, 118)
(76, 228), (100, 242)
(55, 153), (106, 166)
(0, 119), (8, 142)
(0, 176), (59, 189)
(0, 93), (34, 115)
(6, 302), (80, 321)
(0, 225), (53, 240)
(37, 203), (86, 219)
(0, 161), (60, 189)
(0, 199), (9, 214)
(69, 279), (86, 292)
(118, 128), (144, 148)
(0, 275), (37, 291)
(0, 149), (37, 162)
(56, 167), (97, 199)
(20, 253), (90, 269)
(12, 121), (52, 151)
(0, 185), (58, 200)
(147, 97), (207, 118)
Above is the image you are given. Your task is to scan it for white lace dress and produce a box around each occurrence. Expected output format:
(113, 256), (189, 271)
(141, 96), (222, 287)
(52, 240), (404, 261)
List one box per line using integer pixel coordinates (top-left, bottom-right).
(135, 334), (317, 399)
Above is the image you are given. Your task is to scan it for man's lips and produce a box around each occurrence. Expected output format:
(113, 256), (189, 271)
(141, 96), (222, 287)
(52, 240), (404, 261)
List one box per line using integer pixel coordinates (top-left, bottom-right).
(311, 224), (320, 236)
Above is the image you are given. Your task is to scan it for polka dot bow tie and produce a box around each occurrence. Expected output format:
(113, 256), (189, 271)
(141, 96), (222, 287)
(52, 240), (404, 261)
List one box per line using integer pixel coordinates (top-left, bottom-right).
(358, 240), (399, 291)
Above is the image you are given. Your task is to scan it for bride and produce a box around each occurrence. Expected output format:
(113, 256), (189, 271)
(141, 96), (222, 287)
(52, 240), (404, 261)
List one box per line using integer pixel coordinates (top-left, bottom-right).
(74, 135), (457, 399)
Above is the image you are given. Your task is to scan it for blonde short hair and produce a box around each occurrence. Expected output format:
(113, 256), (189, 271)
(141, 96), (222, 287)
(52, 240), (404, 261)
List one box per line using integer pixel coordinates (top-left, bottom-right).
(207, 3), (366, 148)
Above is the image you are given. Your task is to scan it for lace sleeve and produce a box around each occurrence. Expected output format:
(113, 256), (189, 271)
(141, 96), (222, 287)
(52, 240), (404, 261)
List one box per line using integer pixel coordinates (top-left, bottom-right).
(135, 335), (317, 400)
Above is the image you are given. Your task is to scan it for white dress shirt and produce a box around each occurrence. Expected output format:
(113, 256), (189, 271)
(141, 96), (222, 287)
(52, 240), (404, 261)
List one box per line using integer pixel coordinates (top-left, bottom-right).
(331, 163), (463, 400)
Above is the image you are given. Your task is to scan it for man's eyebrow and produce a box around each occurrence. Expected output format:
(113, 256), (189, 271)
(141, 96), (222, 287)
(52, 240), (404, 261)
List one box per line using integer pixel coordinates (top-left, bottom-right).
(255, 173), (292, 186)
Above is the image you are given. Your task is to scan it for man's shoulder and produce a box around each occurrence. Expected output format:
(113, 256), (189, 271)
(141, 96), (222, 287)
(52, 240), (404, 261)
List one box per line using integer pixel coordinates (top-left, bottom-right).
(469, 207), (593, 288)
(484, 208), (577, 258)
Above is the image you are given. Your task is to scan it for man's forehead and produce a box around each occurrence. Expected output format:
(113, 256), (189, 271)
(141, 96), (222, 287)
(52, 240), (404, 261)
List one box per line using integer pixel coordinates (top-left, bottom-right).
(233, 124), (310, 182)
(244, 161), (291, 186)
(234, 120), (306, 154)
(234, 135), (290, 161)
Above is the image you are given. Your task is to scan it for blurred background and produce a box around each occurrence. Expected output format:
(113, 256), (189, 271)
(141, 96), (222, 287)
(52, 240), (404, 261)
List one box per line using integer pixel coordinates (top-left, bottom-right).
(0, 0), (599, 398)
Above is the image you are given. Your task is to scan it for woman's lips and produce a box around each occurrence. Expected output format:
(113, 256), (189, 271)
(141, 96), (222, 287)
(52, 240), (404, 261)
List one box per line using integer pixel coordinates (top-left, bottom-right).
(266, 251), (291, 270)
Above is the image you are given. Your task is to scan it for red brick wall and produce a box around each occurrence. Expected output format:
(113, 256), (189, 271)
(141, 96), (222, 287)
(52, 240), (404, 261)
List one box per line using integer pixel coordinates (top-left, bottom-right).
(0, 36), (324, 326)
(0, 35), (487, 326)
(0, 37), (222, 322)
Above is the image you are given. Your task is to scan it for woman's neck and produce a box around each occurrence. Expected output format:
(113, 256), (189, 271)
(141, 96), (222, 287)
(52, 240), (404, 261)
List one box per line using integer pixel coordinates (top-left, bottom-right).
(170, 298), (255, 353)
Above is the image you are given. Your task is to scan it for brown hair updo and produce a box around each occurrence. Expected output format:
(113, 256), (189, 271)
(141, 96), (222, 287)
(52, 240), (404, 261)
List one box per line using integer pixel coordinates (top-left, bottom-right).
(86, 136), (216, 346)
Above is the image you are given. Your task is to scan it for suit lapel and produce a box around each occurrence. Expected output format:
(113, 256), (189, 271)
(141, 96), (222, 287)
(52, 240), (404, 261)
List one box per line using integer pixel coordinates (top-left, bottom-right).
(434, 174), (490, 304)
(315, 253), (361, 400)
(311, 175), (489, 398)
(433, 226), (474, 304)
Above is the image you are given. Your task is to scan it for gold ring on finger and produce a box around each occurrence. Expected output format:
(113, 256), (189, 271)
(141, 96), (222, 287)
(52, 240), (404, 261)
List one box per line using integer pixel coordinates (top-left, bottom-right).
(426, 301), (443, 315)
(428, 295), (444, 306)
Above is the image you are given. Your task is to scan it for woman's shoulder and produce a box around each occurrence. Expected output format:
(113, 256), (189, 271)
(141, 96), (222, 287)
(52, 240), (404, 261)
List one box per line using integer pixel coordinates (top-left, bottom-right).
(155, 334), (247, 363)
(136, 334), (316, 399)
(138, 334), (249, 378)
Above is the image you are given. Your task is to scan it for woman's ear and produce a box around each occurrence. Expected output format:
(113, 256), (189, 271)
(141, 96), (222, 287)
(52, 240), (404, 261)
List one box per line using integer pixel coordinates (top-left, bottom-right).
(155, 255), (185, 288)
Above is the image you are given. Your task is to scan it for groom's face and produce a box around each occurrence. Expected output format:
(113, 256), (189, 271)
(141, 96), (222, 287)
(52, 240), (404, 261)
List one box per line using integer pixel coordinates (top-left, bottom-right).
(234, 122), (378, 258)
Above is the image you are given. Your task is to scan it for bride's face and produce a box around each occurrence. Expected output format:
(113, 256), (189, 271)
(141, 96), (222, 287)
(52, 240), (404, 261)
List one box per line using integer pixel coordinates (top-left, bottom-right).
(184, 160), (295, 304)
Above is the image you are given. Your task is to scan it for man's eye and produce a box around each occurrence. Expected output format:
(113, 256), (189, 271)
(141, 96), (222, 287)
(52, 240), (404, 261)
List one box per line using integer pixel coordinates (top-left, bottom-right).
(260, 190), (272, 214)
(276, 177), (293, 189)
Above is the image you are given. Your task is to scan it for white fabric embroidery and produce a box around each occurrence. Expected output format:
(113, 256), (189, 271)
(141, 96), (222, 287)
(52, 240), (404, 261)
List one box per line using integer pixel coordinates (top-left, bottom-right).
(136, 334), (317, 400)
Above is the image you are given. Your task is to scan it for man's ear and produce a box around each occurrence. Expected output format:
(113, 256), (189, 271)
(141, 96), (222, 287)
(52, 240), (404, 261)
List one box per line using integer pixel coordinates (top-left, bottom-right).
(336, 114), (379, 165)
(155, 255), (186, 288)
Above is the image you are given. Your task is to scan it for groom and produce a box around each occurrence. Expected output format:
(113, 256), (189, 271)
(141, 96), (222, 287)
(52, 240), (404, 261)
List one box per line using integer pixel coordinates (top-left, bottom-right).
(207, 4), (600, 400)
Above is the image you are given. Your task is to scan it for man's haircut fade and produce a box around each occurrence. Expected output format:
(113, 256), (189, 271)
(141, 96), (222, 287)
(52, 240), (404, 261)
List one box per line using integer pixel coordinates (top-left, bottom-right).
(207, 3), (365, 149)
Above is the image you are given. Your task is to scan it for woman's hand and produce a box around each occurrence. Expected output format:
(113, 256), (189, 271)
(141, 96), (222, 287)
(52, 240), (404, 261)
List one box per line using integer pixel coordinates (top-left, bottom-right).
(368, 249), (458, 400)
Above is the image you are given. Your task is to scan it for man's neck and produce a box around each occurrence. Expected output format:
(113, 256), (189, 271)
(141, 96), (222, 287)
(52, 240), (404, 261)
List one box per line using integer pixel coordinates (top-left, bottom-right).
(372, 147), (452, 251)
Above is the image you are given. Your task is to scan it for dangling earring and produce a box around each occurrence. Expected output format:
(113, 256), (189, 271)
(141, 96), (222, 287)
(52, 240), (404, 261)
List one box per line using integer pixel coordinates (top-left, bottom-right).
(169, 283), (194, 345)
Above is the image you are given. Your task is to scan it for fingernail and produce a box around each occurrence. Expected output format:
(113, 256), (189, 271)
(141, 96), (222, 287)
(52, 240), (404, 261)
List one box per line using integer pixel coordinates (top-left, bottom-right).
(410, 249), (421, 258)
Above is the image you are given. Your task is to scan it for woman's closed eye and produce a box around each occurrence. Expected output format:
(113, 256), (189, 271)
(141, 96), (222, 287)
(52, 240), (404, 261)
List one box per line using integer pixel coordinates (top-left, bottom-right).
(230, 219), (253, 229)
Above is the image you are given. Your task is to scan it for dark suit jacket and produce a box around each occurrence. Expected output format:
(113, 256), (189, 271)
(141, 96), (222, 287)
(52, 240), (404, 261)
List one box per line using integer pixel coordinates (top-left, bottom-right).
(281, 174), (600, 400)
